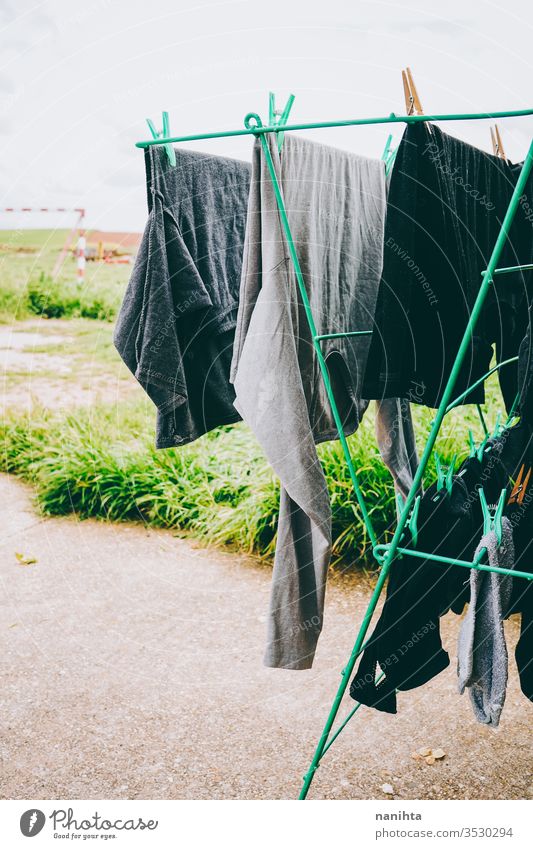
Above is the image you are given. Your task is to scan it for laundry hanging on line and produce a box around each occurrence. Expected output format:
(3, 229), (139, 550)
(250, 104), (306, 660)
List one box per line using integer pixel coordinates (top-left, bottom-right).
(116, 122), (533, 693)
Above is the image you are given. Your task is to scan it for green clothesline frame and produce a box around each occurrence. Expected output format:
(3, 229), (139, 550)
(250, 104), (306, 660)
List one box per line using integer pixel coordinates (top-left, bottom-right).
(136, 101), (533, 800)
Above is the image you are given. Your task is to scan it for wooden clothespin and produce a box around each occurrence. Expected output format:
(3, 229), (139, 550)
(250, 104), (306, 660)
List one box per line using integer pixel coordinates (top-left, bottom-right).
(145, 111), (176, 166)
(490, 124), (508, 161)
(402, 67), (424, 116)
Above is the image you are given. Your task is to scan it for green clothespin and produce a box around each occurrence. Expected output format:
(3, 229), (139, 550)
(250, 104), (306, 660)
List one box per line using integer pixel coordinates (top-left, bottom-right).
(381, 134), (393, 162)
(468, 429), (490, 462)
(146, 111), (176, 166)
(385, 147), (398, 176)
(407, 494), (421, 547)
(435, 452), (456, 495)
(269, 92), (295, 151)
(396, 492), (421, 547)
(380, 133), (398, 175)
(479, 487), (506, 546)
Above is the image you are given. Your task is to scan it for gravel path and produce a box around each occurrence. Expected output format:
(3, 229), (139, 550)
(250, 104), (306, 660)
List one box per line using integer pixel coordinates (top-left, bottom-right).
(1, 474), (532, 800)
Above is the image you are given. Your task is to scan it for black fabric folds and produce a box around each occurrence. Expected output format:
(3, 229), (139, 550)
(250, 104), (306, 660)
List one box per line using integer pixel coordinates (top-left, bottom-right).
(363, 122), (532, 409)
(349, 466), (483, 714)
(350, 408), (533, 713)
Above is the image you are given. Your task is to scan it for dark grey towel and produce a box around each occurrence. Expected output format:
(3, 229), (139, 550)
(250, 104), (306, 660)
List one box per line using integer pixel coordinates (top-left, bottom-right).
(114, 146), (251, 448)
(457, 517), (514, 727)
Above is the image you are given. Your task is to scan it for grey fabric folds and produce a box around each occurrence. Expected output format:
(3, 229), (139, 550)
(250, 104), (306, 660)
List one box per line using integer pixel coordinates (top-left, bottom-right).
(457, 517), (514, 727)
(231, 134), (387, 669)
(375, 398), (420, 504)
(114, 146), (251, 448)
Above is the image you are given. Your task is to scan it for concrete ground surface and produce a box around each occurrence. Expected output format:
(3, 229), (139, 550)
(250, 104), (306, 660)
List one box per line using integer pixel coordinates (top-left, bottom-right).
(1, 474), (532, 801)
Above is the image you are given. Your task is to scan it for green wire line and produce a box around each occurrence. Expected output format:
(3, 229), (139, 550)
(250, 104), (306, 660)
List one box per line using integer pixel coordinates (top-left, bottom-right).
(135, 107), (533, 148)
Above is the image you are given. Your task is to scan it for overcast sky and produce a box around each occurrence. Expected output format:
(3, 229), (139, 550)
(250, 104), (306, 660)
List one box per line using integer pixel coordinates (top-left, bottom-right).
(1, 0), (532, 232)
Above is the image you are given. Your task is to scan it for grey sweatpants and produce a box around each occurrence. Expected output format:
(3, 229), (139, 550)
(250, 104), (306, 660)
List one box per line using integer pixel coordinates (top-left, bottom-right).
(231, 133), (389, 669)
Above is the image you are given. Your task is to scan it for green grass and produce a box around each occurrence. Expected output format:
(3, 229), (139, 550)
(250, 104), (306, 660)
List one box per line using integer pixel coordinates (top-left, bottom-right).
(0, 372), (506, 565)
(0, 230), (511, 567)
(0, 229), (70, 252)
(0, 231), (131, 322)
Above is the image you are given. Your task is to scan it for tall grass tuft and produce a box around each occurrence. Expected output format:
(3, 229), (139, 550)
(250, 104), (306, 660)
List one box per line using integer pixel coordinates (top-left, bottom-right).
(0, 382), (504, 566)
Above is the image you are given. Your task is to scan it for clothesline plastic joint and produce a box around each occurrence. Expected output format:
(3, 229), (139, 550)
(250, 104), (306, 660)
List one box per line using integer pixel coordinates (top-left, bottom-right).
(244, 112), (263, 132)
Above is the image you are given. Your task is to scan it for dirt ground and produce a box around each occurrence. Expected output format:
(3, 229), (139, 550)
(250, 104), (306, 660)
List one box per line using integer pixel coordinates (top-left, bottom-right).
(1, 474), (532, 801)
(0, 319), (136, 410)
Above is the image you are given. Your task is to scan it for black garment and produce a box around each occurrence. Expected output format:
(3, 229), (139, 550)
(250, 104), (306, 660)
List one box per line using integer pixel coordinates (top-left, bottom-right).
(516, 303), (533, 425)
(114, 147), (251, 448)
(350, 466), (482, 714)
(363, 123), (532, 409)
(351, 288), (533, 715)
(351, 421), (533, 715)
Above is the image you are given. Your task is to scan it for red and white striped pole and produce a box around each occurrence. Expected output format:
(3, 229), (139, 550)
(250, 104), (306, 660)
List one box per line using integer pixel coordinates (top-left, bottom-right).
(1, 207), (86, 279)
(76, 230), (86, 283)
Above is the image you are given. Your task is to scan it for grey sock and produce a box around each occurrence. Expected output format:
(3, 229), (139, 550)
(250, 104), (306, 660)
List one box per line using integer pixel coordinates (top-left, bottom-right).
(457, 516), (514, 727)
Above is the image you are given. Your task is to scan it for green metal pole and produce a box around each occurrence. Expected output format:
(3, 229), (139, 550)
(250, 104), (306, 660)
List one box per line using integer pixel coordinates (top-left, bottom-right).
(135, 107), (533, 148)
(257, 132), (378, 550)
(298, 138), (533, 800)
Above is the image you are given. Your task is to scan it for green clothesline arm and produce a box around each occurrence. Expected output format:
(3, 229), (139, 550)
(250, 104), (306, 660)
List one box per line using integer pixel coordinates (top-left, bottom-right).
(299, 137), (533, 800)
(444, 356), (519, 413)
(314, 330), (373, 342)
(373, 543), (533, 582)
(135, 107), (533, 148)
(321, 671), (386, 757)
(485, 263), (533, 276)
